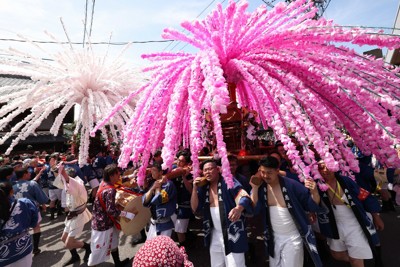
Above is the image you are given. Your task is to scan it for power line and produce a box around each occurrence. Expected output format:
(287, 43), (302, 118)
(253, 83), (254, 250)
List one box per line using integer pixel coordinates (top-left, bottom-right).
(262, 0), (277, 8)
(176, 0), (233, 52)
(197, 0), (218, 18)
(167, 36), (184, 51)
(0, 38), (173, 45)
(163, 0), (218, 51)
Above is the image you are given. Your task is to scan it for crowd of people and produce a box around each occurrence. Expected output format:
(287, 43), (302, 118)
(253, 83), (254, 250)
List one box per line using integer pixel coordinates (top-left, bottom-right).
(0, 142), (399, 267)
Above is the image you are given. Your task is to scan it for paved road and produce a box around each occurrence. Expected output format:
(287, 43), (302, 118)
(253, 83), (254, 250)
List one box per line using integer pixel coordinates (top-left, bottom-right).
(32, 205), (400, 267)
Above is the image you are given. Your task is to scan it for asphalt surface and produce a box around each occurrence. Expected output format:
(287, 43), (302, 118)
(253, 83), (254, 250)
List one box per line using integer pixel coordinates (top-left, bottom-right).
(31, 204), (400, 267)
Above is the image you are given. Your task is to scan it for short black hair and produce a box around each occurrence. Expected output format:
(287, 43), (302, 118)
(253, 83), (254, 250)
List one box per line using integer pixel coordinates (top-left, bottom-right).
(15, 168), (28, 180)
(151, 162), (163, 172)
(0, 165), (14, 179)
(103, 164), (119, 182)
(259, 156), (280, 169)
(275, 141), (284, 148)
(177, 150), (191, 164)
(200, 159), (218, 170)
(154, 150), (162, 158)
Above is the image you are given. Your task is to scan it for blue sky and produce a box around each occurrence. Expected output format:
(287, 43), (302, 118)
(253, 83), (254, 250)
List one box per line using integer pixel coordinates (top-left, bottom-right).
(0, 0), (398, 67)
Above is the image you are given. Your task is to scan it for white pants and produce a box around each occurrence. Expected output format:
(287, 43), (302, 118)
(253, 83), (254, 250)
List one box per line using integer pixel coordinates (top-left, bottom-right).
(209, 250), (245, 267)
(208, 207), (245, 267)
(49, 188), (62, 201)
(87, 227), (119, 266)
(269, 230), (303, 267)
(88, 178), (100, 189)
(171, 213), (189, 233)
(61, 189), (67, 208)
(327, 206), (372, 259)
(63, 222), (85, 238)
(146, 223), (173, 241)
(4, 253), (32, 267)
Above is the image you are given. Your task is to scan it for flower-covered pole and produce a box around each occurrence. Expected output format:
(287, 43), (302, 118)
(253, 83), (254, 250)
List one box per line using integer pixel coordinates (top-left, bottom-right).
(187, 55), (205, 178)
(200, 49), (232, 187)
(161, 67), (192, 169)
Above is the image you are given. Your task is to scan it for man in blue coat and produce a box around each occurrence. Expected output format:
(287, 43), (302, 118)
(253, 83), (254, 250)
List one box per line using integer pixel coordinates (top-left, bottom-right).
(317, 160), (384, 267)
(191, 159), (253, 267)
(143, 162), (177, 240)
(250, 156), (324, 267)
(13, 167), (49, 255)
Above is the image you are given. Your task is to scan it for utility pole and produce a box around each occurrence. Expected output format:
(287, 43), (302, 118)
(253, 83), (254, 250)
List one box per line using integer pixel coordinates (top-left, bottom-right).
(385, 2), (400, 65)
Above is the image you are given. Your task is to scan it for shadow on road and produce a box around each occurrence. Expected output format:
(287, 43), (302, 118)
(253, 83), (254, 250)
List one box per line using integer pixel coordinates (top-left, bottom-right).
(32, 203), (400, 267)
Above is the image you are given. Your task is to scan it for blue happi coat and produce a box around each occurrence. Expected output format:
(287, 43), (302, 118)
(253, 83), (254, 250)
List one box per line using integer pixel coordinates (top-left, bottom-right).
(143, 180), (177, 233)
(253, 176), (325, 267)
(317, 174), (381, 249)
(355, 158), (397, 193)
(44, 163), (59, 190)
(81, 164), (98, 182)
(195, 177), (253, 254)
(13, 180), (49, 205)
(173, 174), (193, 219)
(0, 197), (38, 266)
(234, 173), (251, 194)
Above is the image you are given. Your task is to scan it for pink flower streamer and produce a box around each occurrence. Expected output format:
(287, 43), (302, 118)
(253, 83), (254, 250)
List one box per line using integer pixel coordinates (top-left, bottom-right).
(112, 0), (400, 187)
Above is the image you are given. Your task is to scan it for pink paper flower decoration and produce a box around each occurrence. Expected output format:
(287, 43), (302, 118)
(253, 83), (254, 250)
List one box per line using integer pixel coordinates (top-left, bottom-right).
(104, 0), (400, 187)
(0, 31), (141, 165)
